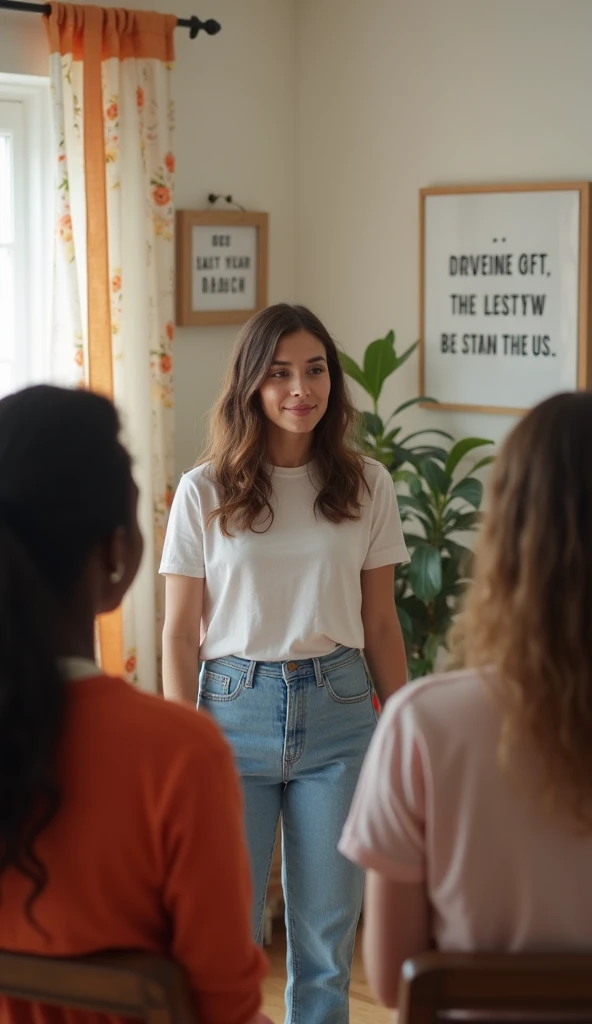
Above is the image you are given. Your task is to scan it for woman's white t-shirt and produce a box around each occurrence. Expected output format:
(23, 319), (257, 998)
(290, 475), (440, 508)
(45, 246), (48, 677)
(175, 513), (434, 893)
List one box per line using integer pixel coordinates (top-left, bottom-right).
(159, 457), (408, 662)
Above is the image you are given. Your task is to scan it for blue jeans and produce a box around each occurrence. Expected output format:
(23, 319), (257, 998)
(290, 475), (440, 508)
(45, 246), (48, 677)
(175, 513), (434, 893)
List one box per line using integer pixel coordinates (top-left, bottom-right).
(198, 645), (377, 1024)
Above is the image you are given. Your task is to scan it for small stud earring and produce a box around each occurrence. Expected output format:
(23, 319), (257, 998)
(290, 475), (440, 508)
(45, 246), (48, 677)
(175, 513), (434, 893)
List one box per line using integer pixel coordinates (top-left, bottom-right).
(109, 564), (125, 585)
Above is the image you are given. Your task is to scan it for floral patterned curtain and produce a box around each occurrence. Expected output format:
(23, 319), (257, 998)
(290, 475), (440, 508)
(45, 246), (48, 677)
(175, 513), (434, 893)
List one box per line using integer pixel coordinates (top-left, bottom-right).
(46, 5), (176, 692)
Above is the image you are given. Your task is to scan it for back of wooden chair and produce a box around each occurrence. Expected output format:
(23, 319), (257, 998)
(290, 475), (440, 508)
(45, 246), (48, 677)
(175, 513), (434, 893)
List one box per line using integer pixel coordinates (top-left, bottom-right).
(398, 951), (592, 1024)
(0, 950), (196, 1024)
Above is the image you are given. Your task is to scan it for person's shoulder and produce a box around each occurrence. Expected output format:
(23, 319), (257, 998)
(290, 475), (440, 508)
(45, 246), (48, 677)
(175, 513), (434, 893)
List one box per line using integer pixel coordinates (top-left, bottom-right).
(361, 456), (391, 479)
(361, 455), (388, 476)
(179, 461), (217, 489)
(360, 456), (394, 495)
(389, 666), (489, 709)
(382, 667), (495, 735)
(172, 462), (219, 506)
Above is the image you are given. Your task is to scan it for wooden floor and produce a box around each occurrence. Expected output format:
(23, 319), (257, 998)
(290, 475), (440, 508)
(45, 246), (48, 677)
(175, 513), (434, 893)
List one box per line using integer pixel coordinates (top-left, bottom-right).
(262, 923), (393, 1023)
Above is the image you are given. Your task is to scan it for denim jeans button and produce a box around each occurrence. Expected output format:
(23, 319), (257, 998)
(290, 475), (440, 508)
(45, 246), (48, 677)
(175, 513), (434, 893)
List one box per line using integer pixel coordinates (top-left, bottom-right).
(287, 661), (298, 671)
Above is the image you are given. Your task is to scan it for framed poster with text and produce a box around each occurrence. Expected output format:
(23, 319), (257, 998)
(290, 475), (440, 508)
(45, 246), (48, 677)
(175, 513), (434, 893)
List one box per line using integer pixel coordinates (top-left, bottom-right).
(176, 210), (268, 326)
(419, 182), (592, 414)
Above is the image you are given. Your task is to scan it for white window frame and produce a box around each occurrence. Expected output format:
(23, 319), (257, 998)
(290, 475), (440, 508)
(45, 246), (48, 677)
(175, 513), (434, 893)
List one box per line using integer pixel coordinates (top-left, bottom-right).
(0, 73), (53, 393)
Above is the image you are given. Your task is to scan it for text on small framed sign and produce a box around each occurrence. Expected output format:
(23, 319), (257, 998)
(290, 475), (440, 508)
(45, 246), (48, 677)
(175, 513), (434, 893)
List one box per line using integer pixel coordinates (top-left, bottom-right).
(176, 210), (269, 326)
(419, 182), (592, 414)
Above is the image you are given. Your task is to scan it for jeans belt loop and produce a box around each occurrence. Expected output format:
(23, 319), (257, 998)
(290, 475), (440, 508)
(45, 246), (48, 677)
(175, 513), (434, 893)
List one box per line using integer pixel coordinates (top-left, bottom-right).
(245, 659), (256, 688)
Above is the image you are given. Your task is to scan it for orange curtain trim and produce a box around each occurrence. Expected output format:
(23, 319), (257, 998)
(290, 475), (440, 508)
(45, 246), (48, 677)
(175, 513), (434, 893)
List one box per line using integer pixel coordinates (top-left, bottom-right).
(45, 5), (176, 63)
(82, 5), (122, 675)
(45, 3), (175, 676)
(82, 4), (113, 401)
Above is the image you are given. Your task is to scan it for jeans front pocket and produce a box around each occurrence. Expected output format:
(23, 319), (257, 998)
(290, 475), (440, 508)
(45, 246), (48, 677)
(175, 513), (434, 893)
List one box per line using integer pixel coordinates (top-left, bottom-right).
(323, 654), (371, 705)
(199, 666), (245, 702)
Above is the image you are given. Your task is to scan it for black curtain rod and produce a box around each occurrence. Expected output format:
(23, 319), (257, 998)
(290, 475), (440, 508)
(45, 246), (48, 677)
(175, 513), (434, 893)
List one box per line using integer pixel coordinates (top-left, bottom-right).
(0, 0), (221, 38)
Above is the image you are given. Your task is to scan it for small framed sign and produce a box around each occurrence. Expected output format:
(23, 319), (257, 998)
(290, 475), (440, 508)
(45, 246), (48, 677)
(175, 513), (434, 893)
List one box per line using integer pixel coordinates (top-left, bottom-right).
(176, 209), (269, 326)
(419, 182), (592, 414)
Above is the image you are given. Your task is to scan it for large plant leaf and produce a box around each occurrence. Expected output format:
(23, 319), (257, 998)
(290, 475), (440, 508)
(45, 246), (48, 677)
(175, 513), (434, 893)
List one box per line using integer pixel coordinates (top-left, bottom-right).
(448, 477), (483, 509)
(399, 513), (432, 534)
(424, 632), (441, 669)
(443, 539), (474, 578)
(397, 496), (433, 532)
(444, 509), (482, 532)
(401, 428), (454, 444)
(389, 445), (421, 472)
(420, 458), (450, 497)
(393, 339), (419, 371)
(408, 475), (424, 498)
(434, 609), (453, 637)
(444, 538), (473, 557)
(408, 545), (442, 603)
(361, 411), (383, 437)
(391, 395), (438, 417)
(441, 553), (463, 585)
(400, 515), (432, 534)
(362, 333), (398, 402)
(383, 426), (402, 444)
(445, 437), (493, 478)
(440, 553), (473, 593)
(469, 455), (495, 474)
(396, 593), (429, 626)
(403, 532), (430, 548)
(339, 352), (370, 394)
(455, 454), (495, 482)
(429, 612), (454, 644)
(399, 487), (436, 524)
(407, 655), (433, 680)
(396, 604), (414, 645)
(403, 445), (450, 466)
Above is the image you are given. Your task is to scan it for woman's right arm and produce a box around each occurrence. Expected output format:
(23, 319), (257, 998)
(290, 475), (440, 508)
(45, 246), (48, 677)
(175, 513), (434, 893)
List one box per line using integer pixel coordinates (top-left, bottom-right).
(162, 574), (204, 705)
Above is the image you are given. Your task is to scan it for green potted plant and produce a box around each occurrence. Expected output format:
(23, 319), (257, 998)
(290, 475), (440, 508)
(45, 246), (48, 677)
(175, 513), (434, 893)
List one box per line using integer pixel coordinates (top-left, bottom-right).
(340, 331), (454, 471)
(394, 442), (493, 677)
(341, 331), (494, 678)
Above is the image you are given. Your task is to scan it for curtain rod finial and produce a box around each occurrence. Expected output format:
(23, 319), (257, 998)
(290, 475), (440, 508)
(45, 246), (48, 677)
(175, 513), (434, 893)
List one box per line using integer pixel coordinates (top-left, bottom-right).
(187, 15), (221, 39)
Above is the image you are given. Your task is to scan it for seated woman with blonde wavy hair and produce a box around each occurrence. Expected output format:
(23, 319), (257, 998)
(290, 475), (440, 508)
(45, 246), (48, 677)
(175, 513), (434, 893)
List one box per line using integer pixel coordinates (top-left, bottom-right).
(340, 391), (592, 1009)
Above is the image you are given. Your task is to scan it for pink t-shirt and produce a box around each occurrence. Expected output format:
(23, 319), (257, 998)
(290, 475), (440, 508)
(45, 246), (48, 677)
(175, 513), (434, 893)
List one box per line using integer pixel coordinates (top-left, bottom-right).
(339, 668), (592, 952)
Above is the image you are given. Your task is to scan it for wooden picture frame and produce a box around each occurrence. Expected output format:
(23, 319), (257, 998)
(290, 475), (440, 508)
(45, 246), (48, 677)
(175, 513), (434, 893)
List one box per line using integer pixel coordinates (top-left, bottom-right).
(176, 210), (268, 326)
(419, 182), (592, 415)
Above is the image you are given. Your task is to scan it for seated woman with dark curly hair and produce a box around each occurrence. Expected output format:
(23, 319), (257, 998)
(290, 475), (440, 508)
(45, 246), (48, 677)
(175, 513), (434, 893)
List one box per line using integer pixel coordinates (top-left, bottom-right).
(0, 385), (270, 1024)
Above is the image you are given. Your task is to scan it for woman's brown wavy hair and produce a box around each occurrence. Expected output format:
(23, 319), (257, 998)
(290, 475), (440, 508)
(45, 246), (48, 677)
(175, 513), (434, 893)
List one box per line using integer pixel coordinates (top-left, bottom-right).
(201, 303), (366, 535)
(450, 391), (592, 829)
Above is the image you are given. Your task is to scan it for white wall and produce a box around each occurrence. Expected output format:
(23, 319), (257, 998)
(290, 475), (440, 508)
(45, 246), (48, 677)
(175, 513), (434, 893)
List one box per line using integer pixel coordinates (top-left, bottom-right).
(6, 0), (592, 464)
(0, 0), (297, 475)
(170, 0), (297, 473)
(296, 0), (592, 450)
(0, 11), (48, 76)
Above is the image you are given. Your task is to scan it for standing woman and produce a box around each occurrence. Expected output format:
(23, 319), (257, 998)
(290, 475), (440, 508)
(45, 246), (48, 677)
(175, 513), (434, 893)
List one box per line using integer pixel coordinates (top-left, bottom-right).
(160, 303), (408, 1023)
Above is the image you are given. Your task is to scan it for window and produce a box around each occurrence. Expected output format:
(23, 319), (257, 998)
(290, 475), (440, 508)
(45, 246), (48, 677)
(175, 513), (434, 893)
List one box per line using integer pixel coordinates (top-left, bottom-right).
(0, 77), (52, 400)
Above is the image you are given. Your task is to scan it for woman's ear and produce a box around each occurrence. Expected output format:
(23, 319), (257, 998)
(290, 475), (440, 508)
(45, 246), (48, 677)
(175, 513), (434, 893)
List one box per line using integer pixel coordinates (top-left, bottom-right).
(97, 526), (128, 613)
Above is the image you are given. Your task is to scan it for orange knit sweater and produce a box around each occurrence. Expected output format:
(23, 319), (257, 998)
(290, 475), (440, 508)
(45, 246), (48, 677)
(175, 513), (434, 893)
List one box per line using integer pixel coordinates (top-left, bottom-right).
(0, 675), (267, 1024)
